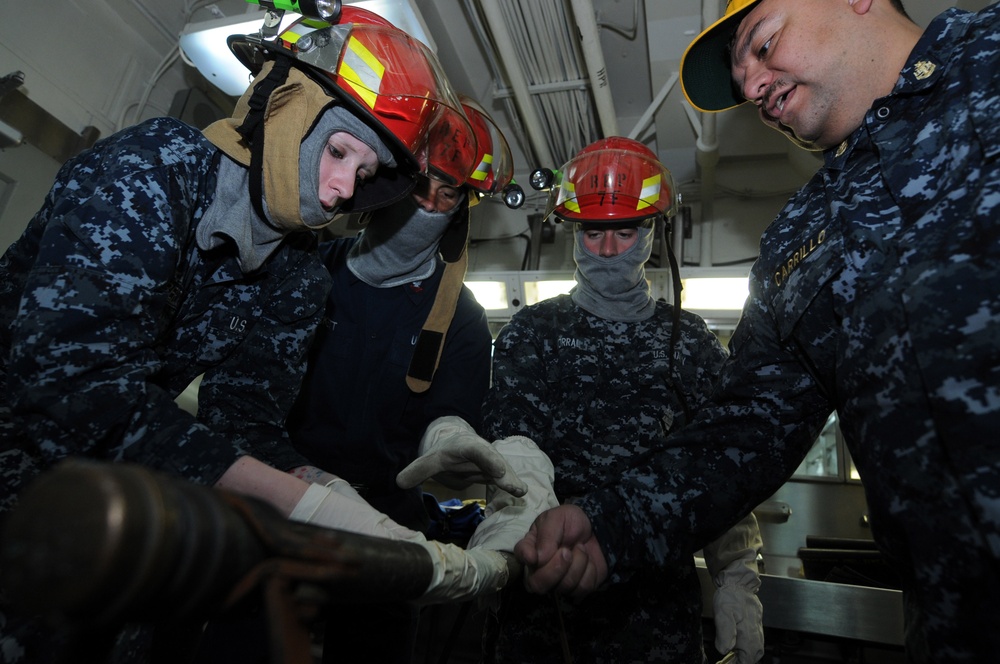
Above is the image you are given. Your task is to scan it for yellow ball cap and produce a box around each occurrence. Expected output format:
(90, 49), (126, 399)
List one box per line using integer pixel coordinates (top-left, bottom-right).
(680, 0), (762, 112)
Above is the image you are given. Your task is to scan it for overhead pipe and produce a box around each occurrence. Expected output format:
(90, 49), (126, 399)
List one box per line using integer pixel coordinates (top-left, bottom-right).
(695, 0), (721, 267)
(462, 0), (531, 164)
(568, 0), (619, 137)
(630, 72), (684, 269)
(477, 0), (555, 168)
(697, 115), (719, 267)
(628, 72), (677, 141)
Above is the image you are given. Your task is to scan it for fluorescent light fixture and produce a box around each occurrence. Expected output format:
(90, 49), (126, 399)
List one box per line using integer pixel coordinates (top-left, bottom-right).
(463, 269), (749, 334)
(179, 12), (290, 97)
(680, 277), (748, 311)
(180, 1), (435, 97)
(465, 280), (509, 311)
(0, 119), (23, 149)
(464, 270), (749, 321)
(523, 279), (576, 306)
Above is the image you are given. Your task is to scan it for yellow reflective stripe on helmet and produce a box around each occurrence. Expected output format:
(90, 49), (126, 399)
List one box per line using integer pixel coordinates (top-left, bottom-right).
(340, 35), (385, 109)
(636, 174), (661, 210)
(562, 180), (580, 213)
(280, 20), (326, 45)
(470, 153), (493, 181)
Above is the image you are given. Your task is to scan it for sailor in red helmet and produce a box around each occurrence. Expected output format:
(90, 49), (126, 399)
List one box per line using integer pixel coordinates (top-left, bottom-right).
(473, 137), (764, 663)
(285, 88), (526, 662)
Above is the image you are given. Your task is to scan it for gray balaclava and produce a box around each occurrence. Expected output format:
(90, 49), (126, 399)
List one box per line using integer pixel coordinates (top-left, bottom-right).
(346, 193), (464, 288)
(198, 105), (394, 272)
(571, 224), (655, 321)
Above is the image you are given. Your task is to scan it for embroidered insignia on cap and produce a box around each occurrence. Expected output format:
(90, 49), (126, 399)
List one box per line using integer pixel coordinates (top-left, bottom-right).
(913, 61), (936, 81)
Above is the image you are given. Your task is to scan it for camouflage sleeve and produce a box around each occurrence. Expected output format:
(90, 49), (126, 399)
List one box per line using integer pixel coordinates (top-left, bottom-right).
(173, 237), (328, 479)
(5, 120), (246, 483)
(576, 287), (830, 582)
(673, 308), (731, 418)
(482, 306), (554, 443)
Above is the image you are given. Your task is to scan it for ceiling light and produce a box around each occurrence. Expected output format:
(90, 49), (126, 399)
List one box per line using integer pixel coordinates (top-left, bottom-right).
(680, 277), (749, 311)
(249, 0), (340, 21)
(179, 13), (292, 96)
(523, 279), (576, 306)
(464, 280), (509, 311)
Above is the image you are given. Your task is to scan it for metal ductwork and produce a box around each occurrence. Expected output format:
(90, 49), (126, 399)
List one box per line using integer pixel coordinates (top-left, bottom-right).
(471, 0), (617, 170)
(569, 0), (619, 137)
(693, 0), (722, 267)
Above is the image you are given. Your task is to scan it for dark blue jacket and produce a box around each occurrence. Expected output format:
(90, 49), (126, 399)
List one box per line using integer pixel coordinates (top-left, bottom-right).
(288, 237), (491, 531)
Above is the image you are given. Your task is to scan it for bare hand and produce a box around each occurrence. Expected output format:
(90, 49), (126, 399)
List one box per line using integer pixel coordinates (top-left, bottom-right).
(513, 504), (608, 600)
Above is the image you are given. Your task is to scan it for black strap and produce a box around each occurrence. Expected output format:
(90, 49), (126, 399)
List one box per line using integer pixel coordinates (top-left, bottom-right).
(405, 203), (471, 392)
(236, 57), (294, 226)
(663, 220), (693, 425)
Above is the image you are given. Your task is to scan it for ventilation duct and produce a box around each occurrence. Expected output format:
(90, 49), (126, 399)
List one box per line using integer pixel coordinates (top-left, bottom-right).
(472, 0), (618, 170)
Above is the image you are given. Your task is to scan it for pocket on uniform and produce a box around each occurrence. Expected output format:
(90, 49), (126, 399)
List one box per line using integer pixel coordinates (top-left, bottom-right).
(388, 327), (419, 367)
(197, 306), (255, 364)
(768, 227), (844, 342)
(264, 282), (326, 325)
(323, 319), (358, 359)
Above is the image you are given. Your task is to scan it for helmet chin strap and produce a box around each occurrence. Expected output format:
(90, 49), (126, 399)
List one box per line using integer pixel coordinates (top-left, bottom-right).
(658, 214), (692, 425)
(405, 201), (471, 394)
(235, 57), (294, 228)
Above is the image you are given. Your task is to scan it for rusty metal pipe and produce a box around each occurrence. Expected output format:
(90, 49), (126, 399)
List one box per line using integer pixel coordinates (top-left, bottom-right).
(0, 459), (433, 630)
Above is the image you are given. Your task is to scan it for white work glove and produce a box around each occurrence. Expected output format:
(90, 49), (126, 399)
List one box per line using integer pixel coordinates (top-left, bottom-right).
(289, 478), (426, 542)
(396, 416), (528, 497)
(291, 478), (509, 604)
(415, 540), (510, 605)
(702, 513), (765, 664)
(467, 436), (559, 555)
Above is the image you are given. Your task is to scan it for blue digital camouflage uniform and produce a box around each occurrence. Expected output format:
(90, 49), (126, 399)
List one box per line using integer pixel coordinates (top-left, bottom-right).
(576, 7), (1000, 662)
(0, 117), (329, 662)
(483, 295), (729, 664)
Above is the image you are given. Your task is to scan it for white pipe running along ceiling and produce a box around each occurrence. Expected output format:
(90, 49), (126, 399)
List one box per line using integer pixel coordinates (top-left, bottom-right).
(474, 0), (611, 171)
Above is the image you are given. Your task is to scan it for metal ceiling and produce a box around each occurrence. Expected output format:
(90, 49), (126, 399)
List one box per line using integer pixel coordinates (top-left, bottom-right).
(2, 0), (993, 272)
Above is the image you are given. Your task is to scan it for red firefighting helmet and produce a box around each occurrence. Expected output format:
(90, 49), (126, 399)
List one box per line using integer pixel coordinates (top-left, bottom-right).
(335, 6), (478, 186)
(228, 14), (471, 180)
(337, 4), (395, 29)
(421, 103), (478, 187)
(546, 136), (676, 224)
(459, 95), (515, 196)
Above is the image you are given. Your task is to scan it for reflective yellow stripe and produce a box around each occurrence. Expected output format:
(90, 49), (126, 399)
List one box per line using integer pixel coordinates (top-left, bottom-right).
(563, 181), (579, 213)
(340, 35), (385, 109)
(636, 174), (661, 210)
(280, 20), (325, 44)
(471, 153), (493, 181)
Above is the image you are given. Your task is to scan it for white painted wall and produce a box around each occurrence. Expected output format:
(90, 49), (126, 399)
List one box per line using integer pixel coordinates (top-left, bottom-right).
(0, 0), (250, 250)
(0, 143), (61, 253)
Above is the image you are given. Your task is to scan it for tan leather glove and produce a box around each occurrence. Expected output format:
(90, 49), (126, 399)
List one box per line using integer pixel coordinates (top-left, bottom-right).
(703, 513), (765, 664)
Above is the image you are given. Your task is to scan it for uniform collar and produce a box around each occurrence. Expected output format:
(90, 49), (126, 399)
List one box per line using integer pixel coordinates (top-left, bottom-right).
(824, 8), (967, 170)
(347, 253), (444, 302)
